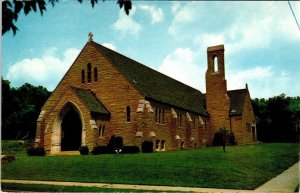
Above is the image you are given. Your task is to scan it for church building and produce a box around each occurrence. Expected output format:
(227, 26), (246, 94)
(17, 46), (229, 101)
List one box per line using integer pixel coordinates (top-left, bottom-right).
(35, 35), (256, 154)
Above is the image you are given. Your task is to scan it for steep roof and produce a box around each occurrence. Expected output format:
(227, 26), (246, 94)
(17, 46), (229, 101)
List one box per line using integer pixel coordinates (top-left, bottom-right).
(227, 89), (247, 116)
(70, 86), (110, 115)
(91, 41), (207, 115)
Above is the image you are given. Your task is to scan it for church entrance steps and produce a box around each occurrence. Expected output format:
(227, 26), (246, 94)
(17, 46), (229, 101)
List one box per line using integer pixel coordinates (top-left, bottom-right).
(50, 151), (80, 156)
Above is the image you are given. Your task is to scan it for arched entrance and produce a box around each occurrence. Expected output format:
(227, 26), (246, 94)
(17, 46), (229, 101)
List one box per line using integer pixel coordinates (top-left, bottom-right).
(61, 107), (82, 151)
(51, 102), (84, 153)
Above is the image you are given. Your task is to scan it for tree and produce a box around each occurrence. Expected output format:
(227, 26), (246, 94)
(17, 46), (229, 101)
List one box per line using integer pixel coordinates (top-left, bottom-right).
(252, 94), (299, 142)
(2, 0), (132, 35)
(1, 78), (51, 140)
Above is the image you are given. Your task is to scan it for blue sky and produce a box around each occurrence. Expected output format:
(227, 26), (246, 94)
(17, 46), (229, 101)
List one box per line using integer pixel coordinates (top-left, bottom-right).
(2, 1), (300, 99)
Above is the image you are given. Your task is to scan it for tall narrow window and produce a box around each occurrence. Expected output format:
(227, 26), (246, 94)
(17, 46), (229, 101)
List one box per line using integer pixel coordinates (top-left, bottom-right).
(193, 116), (196, 128)
(179, 112), (183, 127)
(94, 67), (98, 82)
(126, 106), (131, 122)
(87, 63), (92, 83)
(99, 125), (105, 137)
(213, 56), (218, 72)
(162, 109), (165, 124)
(161, 140), (165, 150)
(81, 69), (85, 84)
(102, 125), (105, 137)
(156, 140), (160, 151)
(158, 108), (161, 123)
(155, 108), (158, 123)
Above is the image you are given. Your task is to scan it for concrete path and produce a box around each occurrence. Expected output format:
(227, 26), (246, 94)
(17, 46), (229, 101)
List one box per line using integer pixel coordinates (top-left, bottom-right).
(1, 161), (299, 193)
(254, 161), (299, 193)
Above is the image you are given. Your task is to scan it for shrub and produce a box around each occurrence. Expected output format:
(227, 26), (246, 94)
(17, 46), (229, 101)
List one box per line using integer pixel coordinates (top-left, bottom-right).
(228, 132), (236, 145)
(91, 146), (114, 155)
(122, 146), (140, 154)
(107, 135), (124, 150)
(26, 147), (36, 156)
(213, 132), (223, 146)
(142, 141), (153, 153)
(79, 146), (89, 155)
(27, 147), (45, 156)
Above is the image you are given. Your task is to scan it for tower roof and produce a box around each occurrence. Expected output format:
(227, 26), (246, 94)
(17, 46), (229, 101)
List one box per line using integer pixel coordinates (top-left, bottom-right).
(207, 44), (224, 52)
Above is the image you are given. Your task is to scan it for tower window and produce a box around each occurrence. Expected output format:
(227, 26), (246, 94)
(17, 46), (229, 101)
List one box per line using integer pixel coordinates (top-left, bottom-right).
(87, 63), (92, 83)
(81, 69), (85, 84)
(126, 106), (131, 122)
(213, 55), (218, 72)
(94, 67), (98, 82)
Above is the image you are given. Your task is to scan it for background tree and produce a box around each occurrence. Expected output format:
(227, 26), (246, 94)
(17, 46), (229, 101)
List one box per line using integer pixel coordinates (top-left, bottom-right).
(2, 78), (51, 140)
(2, 0), (132, 35)
(252, 94), (300, 142)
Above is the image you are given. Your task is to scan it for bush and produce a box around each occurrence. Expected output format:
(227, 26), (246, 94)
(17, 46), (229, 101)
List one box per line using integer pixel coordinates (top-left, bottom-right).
(213, 132), (223, 146)
(122, 146), (140, 154)
(142, 141), (153, 153)
(79, 146), (89, 155)
(27, 147), (45, 156)
(91, 146), (114, 155)
(228, 132), (236, 145)
(107, 135), (123, 150)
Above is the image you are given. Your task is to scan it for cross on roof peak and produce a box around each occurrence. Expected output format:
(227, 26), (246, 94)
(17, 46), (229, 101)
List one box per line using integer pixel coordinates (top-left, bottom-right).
(88, 32), (93, 42)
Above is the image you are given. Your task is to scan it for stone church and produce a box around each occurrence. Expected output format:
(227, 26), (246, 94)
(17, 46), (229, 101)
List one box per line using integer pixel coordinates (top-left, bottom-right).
(35, 35), (256, 154)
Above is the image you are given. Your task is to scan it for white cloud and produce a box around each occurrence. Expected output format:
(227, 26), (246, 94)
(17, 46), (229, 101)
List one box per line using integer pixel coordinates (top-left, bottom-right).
(157, 48), (204, 90)
(170, 2), (300, 53)
(226, 66), (295, 98)
(112, 6), (142, 37)
(168, 2), (199, 36)
(6, 47), (80, 91)
(138, 5), (164, 24)
(102, 43), (117, 51)
(171, 2), (181, 14)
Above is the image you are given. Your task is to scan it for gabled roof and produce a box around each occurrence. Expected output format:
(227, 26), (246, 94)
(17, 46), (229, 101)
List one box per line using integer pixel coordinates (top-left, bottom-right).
(227, 89), (247, 116)
(70, 86), (110, 115)
(91, 41), (207, 115)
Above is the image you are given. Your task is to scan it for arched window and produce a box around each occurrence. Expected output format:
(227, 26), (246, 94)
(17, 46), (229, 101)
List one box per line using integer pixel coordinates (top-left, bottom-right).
(87, 63), (92, 83)
(81, 69), (85, 84)
(126, 106), (131, 122)
(213, 56), (218, 72)
(94, 67), (98, 82)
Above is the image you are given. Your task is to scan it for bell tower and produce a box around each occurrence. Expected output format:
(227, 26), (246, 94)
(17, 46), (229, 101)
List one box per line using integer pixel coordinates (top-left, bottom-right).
(205, 45), (230, 132)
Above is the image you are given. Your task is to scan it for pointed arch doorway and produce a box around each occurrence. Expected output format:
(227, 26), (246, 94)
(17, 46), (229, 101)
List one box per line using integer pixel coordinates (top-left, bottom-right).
(61, 106), (82, 151)
(51, 102), (84, 153)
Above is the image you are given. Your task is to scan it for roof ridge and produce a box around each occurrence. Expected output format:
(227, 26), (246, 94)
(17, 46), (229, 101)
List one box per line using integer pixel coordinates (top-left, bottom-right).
(227, 88), (247, 92)
(91, 41), (202, 94)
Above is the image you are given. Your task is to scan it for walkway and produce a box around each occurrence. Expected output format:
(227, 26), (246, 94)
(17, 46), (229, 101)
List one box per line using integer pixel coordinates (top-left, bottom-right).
(2, 161), (299, 193)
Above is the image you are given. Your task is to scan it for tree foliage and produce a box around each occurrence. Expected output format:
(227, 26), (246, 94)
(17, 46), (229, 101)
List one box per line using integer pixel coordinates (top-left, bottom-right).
(252, 94), (300, 142)
(2, 78), (51, 140)
(2, 0), (132, 35)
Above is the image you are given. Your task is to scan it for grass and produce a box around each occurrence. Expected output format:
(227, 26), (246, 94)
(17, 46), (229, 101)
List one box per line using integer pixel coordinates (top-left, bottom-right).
(1, 140), (31, 157)
(1, 183), (177, 192)
(1, 142), (299, 190)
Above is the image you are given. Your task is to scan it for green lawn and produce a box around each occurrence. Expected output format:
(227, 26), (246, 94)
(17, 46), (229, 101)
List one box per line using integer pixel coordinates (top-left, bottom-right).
(1, 141), (299, 190)
(1, 183), (178, 192)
